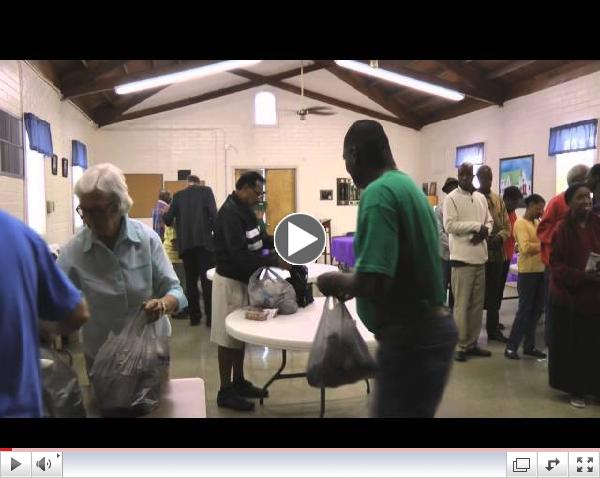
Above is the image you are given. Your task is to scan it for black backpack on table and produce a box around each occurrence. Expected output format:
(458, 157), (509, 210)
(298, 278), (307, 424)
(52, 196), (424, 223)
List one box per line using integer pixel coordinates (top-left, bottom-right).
(286, 265), (314, 307)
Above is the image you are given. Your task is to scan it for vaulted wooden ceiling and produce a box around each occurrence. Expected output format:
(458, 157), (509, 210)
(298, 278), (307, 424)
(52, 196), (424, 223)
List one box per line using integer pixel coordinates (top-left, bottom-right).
(30, 60), (600, 130)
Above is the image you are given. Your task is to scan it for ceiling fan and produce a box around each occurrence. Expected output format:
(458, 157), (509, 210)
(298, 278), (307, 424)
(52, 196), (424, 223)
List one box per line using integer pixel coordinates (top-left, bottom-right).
(285, 60), (336, 120)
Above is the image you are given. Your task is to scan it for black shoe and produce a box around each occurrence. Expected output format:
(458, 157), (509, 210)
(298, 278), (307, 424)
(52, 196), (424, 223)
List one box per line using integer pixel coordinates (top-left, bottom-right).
(190, 318), (201, 326)
(454, 350), (467, 362)
(488, 331), (508, 343)
(498, 323), (506, 331)
(217, 386), (255, 411)
(523, 348), (547, 359)
(466, 346), (492, 357)
(234, 379), (269, 399)
(504, 349), (520, 360)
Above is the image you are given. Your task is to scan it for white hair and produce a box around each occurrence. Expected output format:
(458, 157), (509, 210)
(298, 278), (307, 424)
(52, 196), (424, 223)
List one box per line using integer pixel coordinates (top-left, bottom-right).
(74, 163), (133, 215)
(567, 164), (590, 186)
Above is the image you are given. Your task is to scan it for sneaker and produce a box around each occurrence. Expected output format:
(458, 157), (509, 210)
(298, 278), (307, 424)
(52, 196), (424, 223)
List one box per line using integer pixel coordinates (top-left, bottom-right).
(570, 396), (586, 408)
(466, 346), (492, 357)
(504, 349), (520, 360)
(454, 350), (467, 362)
(523, 348), (547, 359)
(217, 386), (255, 411)
(233, 379), (269, 399)
(488, 331), (508, 343)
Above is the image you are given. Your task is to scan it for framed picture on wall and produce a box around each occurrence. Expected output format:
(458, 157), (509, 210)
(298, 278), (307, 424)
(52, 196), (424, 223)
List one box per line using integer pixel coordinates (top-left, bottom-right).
(499, 154), (534, 197)
(51, 154), (58, 175)
(62, 158), (69, 178)
(320, 190), (333, 200)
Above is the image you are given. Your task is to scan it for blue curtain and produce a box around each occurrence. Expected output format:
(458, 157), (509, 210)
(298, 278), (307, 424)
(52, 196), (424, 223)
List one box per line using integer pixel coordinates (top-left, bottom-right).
(72, 140), (88, 169)
(548, 119), (597, 155)
(455, 142), (484, 167)
(23, 113), (53, 156)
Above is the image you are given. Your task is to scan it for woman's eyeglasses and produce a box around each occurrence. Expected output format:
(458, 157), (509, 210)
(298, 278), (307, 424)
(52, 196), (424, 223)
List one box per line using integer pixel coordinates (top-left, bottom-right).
(76, 202), (116, 219)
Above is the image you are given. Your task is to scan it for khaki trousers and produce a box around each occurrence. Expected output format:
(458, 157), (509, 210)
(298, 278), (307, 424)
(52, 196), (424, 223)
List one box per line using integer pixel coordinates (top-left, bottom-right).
(451, 264), (486, 350)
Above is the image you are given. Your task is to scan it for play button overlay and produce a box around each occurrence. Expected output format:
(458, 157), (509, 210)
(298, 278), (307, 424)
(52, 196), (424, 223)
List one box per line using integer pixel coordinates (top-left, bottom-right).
(274, 213), (326, 265)
(11, 458), (21, 471)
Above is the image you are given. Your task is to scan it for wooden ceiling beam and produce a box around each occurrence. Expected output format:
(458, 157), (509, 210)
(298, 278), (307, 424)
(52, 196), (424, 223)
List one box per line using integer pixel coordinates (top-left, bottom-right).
(486, 60), (536, 79)
(378, 60), (503, 105)
(100, 80), (264, 126)
(62, 60), (219, 100)
(506, 60), (600, 99)
(434, 60), (505, 104)
(323, 63), (423, 129)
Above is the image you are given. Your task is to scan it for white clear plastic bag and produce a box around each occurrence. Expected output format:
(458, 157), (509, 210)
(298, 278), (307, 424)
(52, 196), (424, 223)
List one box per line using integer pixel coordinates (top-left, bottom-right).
(248, 267), (298, 315)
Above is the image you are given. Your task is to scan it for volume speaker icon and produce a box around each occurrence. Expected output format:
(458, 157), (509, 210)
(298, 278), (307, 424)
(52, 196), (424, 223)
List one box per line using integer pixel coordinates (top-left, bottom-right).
(36, 457), (51, 471)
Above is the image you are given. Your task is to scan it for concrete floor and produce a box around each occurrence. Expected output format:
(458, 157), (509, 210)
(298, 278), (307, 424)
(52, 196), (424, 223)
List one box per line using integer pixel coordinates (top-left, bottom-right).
(66, 284), (600, 418)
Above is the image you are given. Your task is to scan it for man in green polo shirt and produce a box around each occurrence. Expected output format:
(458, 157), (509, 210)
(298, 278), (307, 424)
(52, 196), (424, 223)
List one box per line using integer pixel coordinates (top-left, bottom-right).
(317, 120), (458, 418)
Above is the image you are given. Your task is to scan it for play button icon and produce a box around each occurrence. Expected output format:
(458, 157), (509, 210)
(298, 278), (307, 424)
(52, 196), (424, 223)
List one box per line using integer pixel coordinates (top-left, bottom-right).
(274, 213), (326, 265)
(11, 458), (21, 471)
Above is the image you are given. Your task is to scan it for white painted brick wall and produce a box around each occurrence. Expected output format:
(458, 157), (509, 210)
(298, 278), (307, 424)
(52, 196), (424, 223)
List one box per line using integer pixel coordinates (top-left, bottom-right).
(0, 60), (24, 219)
(0, 61), (96, 238)
(20, 62), (96, 245)
(3, 60), (600, 241)
(420, 71), (600, 203)
(96, 86), (421, 236)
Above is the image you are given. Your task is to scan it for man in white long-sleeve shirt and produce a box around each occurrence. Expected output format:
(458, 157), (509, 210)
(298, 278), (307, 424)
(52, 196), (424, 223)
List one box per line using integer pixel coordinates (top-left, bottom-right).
(444, 162), (494, 362)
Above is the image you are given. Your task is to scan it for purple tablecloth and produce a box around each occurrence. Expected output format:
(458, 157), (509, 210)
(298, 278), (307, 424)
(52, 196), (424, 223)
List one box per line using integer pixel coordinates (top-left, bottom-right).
(507, 253), (518, 283)
(331, 236), (355, 267)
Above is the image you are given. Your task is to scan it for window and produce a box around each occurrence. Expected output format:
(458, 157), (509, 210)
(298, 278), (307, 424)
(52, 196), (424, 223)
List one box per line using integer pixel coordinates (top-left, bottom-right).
(456, 142), (484, 189)
(555, 150), (596, 194)
(71, 140), (88, 231)
(25, 130), (46, 236)
(0, 109), (24, 177)
(254, 91), (277, 126)
(72, 166), (84, 230)
(549, 119), (598, 193)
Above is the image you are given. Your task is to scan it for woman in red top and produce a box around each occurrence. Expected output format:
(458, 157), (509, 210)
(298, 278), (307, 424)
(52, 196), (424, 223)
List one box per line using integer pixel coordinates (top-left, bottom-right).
(549, 183), (600, 409)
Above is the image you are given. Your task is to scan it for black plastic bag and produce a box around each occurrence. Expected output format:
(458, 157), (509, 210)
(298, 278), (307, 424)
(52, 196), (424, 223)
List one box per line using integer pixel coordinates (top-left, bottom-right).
(89, 311), (162, 417)
(248, 267), (298, 315)
(286, 265), (314, 308)
(40, 347), (86, 418)
(306, 297), (377, 388)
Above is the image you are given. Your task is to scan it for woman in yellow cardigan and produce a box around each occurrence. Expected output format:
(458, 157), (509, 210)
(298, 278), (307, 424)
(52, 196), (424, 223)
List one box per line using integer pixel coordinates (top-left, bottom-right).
(505, 194), (547, 360)
(164, 223), (187, 319)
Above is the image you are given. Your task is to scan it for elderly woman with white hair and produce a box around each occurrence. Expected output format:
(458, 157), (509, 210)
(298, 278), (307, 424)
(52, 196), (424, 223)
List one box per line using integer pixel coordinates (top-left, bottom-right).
(57, 163), (187, 371)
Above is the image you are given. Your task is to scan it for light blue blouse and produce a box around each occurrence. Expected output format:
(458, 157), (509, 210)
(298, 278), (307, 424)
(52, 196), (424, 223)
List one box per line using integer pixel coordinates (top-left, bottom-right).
(57, 216), (187, 358)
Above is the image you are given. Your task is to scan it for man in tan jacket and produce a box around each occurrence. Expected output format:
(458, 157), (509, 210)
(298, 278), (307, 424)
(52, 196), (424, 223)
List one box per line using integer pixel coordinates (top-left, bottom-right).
(477, 165), (511, 343)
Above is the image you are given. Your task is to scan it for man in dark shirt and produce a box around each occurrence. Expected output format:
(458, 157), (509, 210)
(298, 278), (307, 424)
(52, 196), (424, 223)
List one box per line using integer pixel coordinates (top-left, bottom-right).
(211, 171), (290, 411)
(317, 120), (458, 417)
(163, 175), (217, 326)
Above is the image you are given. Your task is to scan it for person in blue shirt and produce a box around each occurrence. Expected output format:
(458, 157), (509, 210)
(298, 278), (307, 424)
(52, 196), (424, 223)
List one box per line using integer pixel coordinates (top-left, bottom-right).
(0, 210), (89, 418)
(58, 163), (187, 372)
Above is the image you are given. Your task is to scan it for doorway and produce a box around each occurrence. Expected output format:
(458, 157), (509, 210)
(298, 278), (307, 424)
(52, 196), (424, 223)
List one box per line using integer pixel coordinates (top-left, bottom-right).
(234, 168), (296, 235)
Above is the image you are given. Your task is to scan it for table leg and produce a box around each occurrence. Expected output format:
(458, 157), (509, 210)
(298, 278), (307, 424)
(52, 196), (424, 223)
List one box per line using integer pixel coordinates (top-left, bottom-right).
(260, 350), (306, 406)
(320, 386), (326, 418)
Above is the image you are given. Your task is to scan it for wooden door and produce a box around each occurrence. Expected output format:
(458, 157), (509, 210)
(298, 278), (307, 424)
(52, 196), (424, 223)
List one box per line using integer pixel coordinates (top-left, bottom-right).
(124, 173), (163, 218)
(265, 169), (296, 235)
(164, 180), (188, 197)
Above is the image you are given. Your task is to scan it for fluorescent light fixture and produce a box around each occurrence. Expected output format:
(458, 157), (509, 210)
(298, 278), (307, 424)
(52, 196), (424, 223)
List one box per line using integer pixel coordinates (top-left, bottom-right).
(115, 60), (263, 95)
(334, 60), (465, 101)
